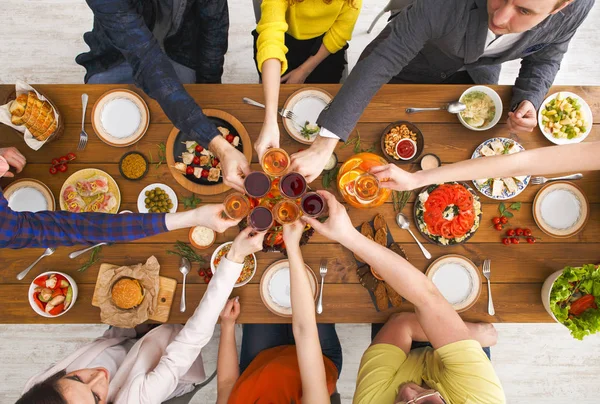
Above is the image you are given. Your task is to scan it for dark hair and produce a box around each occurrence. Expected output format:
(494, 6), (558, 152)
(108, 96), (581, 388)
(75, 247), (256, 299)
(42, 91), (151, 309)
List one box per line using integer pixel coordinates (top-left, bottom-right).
(16, 370), (67, 404)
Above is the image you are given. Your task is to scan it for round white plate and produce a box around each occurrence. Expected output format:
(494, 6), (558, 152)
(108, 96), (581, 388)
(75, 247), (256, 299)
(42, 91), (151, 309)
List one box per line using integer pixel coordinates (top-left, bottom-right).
(260, 259), (318, 317)
(137, 183), (178, 213)
(457, 85), (503, 131)
(471, 137), (530, 200)
(537, 91), (592, 145)
(533, 181), (589, 238)
(92, 89), (150, 147)
(282, 88), (332, 145)
(426, 255), (481, 312)
(4, 179), (55, 212)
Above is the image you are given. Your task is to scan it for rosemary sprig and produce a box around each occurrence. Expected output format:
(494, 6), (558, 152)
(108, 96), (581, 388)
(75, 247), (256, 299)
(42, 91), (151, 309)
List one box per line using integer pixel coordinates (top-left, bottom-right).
(341, 130), (375, 153)
(167, 241), (206, 264)
(181, 194), (202, 209)
(148, 143), (167, 169)
(77, 246), (102, 272)
(392, 190), (412, 213)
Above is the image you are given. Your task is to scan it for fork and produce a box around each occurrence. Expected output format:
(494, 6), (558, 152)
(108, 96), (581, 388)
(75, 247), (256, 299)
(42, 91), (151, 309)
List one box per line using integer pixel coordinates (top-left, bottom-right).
(482, 259), (494, 316)
(242, 97), (306, 128)
(17, 248), (56, 280)
(78, 93), (89, 151)
(316, 258), (328, 314)
(530, 173), (583, 185)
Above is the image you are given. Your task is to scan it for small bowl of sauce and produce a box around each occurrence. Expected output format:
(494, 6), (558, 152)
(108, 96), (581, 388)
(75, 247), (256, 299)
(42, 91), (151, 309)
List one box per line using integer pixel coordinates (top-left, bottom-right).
(396, 139), (417, 161)
(420, 154), (441, 171)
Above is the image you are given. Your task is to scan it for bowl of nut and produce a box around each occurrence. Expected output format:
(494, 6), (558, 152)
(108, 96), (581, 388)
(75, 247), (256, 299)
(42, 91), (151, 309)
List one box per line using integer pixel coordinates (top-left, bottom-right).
(380, 121), (424, 164)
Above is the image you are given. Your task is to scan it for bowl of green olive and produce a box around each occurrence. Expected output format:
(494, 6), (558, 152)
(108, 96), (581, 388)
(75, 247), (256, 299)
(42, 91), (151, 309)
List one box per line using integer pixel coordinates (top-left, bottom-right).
(137, 183), (178, 213)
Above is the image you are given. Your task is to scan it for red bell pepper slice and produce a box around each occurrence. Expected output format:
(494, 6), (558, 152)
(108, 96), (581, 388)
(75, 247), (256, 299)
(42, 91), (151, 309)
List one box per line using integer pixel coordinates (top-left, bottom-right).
(51, 289), (64, 299)
(61, 287), (68, 295)
(32, 293), (45, 311)
(48, 304), (64, 316)
(569, 294), (598, 316)
(33, 276), (48, 287)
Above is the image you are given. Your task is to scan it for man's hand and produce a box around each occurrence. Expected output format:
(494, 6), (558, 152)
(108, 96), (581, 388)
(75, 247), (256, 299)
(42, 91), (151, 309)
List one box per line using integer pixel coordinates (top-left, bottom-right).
(0, 147), (26, 178)
(209, 136), (250, 193)
(370, 164), (419, 191)
(507, 100), (537, 133)
(254, 121), (280, 162)
(301, 191), (356, 244)
(194, 203), (241, 233)
(281, 66), (310, 84)
(289, 136), (338, 183)
(219, 297), (241, 328)
(227, 227), (267, 264)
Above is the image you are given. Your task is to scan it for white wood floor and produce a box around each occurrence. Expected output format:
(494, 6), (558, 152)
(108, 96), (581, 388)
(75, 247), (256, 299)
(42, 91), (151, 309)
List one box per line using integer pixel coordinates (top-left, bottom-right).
(1, 1), (599, 403)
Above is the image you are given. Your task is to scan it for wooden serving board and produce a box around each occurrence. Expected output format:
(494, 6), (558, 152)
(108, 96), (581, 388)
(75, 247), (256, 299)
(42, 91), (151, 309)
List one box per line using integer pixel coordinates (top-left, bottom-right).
(92, 263), (177, 323)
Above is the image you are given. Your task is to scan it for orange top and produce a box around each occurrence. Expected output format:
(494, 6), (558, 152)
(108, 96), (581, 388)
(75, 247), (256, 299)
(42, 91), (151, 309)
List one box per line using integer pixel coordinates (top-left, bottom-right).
(228, 345), (338, 404)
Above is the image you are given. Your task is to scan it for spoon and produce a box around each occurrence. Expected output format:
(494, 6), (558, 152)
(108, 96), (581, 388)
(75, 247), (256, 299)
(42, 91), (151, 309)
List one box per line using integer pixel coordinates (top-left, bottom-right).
(179, 257), (191, 313)
(17, 248), (56, 280)
(405, 101), (466, 114)
(395, 213), (432, 260)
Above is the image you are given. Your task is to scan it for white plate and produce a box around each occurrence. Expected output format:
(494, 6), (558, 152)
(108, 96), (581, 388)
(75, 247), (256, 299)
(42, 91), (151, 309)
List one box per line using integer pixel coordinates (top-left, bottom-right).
(471, 137), (530, 200)
(137, 183), (178, 213)
(426, 255), (481, 312)
(537, 91), (592, 145)
(282, 88), (332, 145)
(457, 85), (503, 131)
(92, 89), (150, 147)
(533, 181), (589, 238)
(4, 179), (55, 212)
(260, 259), (318, 317)
(210, 242), (257, 287)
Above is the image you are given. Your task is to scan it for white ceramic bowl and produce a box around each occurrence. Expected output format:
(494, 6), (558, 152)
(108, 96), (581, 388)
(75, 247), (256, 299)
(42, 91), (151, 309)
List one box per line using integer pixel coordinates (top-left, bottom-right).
(210, 242), (257, 287)
(137, 183), (178, 213)
(541, 269), (565, 323)
(457, 85), (503, 131)
(29, 272), (78, 318)
(537, 91), (593, 145)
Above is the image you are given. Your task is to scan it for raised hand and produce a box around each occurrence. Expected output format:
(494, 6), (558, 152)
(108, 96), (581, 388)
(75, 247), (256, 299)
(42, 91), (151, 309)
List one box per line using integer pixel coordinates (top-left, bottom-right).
(227, 226), (266, 263)
(301, 190), (355, 244)
(370, 164), (419, 191)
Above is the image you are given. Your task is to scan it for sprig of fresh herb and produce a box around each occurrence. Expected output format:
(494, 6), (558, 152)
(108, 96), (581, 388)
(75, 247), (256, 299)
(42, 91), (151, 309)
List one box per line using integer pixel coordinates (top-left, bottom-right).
(498, 201), (521, 218)
(167, 241), (207, 264)
(148, 143), (167, 169)
(392, 190), (412, 213)
(322, 165), (340, 190)
(341, 130), (375, 153)
(77, 246), (102, 272)
(300, 121), (320, 140)
(181, 194), (202, 209)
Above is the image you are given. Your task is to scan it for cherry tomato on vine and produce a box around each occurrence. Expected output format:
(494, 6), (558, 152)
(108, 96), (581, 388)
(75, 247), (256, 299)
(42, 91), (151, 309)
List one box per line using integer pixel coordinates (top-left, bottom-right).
(494, 223), (503, 231)
(500, 216), (508, 224)
(515, 228), (524, 237)
(492, 217), (501, 225)
(506, 229), (516, 237)
(502, 238), (511, 245)
(527, 237), (536, 244)
(523, 228), (532, 237)
(511, 237), (520, 244)
(57, 164), (68, 173)
(66, 152), (77, 161)
(49, 166), (58, 175)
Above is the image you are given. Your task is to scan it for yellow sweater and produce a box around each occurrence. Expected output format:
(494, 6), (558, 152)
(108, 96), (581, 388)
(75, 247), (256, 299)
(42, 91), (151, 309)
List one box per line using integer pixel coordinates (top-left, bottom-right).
(256, 0), (362, 74)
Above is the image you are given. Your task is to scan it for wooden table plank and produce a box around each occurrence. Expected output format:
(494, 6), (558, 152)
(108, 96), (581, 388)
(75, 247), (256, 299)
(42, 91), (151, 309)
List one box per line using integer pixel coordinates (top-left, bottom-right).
(0, 242), (596, 285)
(1, 283), (552, 324)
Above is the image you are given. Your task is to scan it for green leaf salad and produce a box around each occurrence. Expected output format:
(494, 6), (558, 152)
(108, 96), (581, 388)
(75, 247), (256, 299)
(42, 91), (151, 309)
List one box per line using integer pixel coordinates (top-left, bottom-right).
(550, 264), (600, 340)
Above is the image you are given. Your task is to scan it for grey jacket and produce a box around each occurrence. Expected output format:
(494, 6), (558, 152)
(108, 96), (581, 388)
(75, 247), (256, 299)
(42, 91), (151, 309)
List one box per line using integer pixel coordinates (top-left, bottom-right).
(317, 0), (594, 141)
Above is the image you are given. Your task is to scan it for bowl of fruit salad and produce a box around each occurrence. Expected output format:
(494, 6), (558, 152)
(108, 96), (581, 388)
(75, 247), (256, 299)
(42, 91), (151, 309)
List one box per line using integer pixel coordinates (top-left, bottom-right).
(29, 272), (78, 318)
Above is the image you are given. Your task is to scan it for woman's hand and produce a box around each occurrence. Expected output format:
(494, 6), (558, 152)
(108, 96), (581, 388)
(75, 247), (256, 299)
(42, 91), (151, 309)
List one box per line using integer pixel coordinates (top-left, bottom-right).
(283, 220), (305, 248)
(0, 147), (26, 178)
(227, 227), (266, 263)
(220, 297), (241, 328)
(281, 66), (310, 84)
(369, 164), (419, 191)
(195, 204), (240, 233)
(255, 121), (280, 162)
(301, 191), (356, 244)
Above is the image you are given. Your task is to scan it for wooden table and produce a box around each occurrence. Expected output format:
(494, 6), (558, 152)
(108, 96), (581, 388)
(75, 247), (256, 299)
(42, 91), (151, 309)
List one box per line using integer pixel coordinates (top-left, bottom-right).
(1, 84), (599, 324)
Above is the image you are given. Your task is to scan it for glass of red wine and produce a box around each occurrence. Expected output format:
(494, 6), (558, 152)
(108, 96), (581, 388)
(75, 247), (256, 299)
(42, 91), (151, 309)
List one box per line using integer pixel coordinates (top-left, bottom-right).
(300, 192), (326, 218)
(248, 206), (274, 232)
(244, 171), (271, 198)
(279, 172), (307, 199)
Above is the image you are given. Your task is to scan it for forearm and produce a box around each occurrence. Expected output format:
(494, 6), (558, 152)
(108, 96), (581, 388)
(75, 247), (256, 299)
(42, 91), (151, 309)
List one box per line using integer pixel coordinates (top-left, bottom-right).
(0, 207), (167, 249)
(217, 324), (239, 402)
(298, 44), (331, 76)
(288, 245), (318, 334)
(262, 59), (282, 125)
(411, 142), (600, 189)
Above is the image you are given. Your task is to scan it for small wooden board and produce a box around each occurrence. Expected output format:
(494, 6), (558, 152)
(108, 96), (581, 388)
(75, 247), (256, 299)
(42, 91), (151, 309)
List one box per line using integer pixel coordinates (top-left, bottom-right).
(92, 263), (177, 323)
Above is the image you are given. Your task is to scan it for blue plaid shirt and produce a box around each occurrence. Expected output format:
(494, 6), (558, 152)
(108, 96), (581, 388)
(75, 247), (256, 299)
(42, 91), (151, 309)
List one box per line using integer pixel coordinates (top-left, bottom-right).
(77, 0), (229, 147)
(0, 191), (168, 249)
